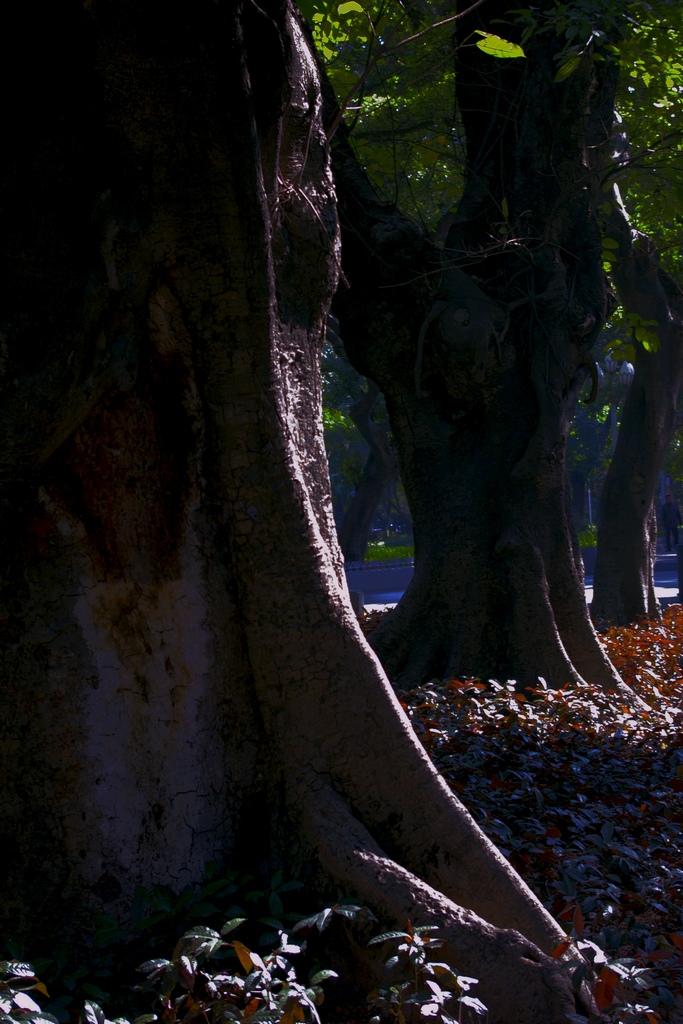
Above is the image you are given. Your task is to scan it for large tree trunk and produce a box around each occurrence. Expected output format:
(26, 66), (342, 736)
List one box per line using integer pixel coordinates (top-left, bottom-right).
(331, 0), (624, 693)
(592, 197), (683, 625)
(0, 3), (587, 1020)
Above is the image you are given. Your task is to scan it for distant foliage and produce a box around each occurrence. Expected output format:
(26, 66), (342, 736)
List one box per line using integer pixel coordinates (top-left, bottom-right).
(364, 542), (414, 562)
(578, 525), (598, 548)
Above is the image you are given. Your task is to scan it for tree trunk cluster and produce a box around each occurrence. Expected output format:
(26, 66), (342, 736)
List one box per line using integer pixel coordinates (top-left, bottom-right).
(331, 0), (624, 693)
(0, 2), (596, 1019)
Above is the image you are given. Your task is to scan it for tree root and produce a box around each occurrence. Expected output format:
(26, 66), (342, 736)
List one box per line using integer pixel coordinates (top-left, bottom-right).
(300, 784), (592, 1024)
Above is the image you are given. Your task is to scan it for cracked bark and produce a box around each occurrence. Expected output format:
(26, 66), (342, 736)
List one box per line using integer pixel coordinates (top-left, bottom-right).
(0, 2), (592, 1019)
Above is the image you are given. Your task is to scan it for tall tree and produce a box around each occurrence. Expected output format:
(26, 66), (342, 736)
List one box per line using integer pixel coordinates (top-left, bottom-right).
(322, 337), (400, 561)
(591, 196), (683, 624)
(0, 2), (586, 1020)
(336, 382), (398, 561)
(589, 8), (683, 625)
(330, 0), (625, 690)
(566, 401), (611, 530)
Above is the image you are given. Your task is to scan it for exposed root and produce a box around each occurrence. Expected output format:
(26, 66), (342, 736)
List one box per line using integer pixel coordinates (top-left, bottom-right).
(300, 785), (592, 1024)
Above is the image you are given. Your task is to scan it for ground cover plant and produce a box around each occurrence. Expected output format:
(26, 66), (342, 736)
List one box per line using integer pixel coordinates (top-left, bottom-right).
(360, 605), (683, 1021)
(1, 872), (324, 1022)
(360, 543), (414, 563)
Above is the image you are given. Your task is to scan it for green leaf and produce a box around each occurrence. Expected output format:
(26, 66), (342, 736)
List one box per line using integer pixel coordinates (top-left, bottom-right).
(200, 878), (238, 897)
(554, 55), (581, 82)
(309, 969), (339, 985)
(459, 994), (488, 1015)
(338, 1), (363, 13)
(368, 929), (411, 946)
(268, 892), (284, 917)
(137, 960), (170, 974)
(220, 918), (247, 936)
(80, 986), (108, 1002)
(602, 237), (619, 249)
(82, 1002), (105, 1024)
(5, 964), (36, 978)
(634, 326), (659, 351)
(275, 880), (304, 893)
(13, 994), (42, 1013)
(181, 926), (221, 940)
(474, 31), (525, 59)
(190, 902), (219, 917)
(293, 908), (334, 933)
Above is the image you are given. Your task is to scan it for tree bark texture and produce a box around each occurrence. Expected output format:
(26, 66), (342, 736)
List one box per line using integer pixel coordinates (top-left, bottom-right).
(0, 3), (587, 1019)
(330, 0), (624, 693)
(592, 197), (683, 625)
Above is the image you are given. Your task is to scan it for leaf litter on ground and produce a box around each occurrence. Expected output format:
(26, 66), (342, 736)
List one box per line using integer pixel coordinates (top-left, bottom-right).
(360, 604), (683, 1022)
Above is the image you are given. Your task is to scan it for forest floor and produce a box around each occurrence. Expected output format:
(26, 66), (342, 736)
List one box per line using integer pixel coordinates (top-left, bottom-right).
(8, 609), (683, 1024)
(357, 604), (683, 1022)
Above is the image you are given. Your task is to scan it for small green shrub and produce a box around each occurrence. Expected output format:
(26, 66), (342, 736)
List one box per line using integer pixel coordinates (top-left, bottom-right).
(1, 901), (379, 1024)
(365, 543), (414, 562)
(367, 923), (486, 1023)
(0, 959), (57, 1024)
(130, 919), (337, 1024)
(2, 868), (310, 1022)
(578, 525), (597, 548)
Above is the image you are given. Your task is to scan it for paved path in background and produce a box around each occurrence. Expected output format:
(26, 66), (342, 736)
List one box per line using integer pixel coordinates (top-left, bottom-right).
(584, 551), (679, 607)
(351, 552), (681, 613)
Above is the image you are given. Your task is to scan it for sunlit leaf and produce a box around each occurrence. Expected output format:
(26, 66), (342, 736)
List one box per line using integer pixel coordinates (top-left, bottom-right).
(309, 969), (339, 984)
(83, 1002), (105, 1024)
(13, 994), (41, 1012)
(458, 994), (488, 1015)
(474, 31), (525, 59)
(5, 964), (36, 978)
